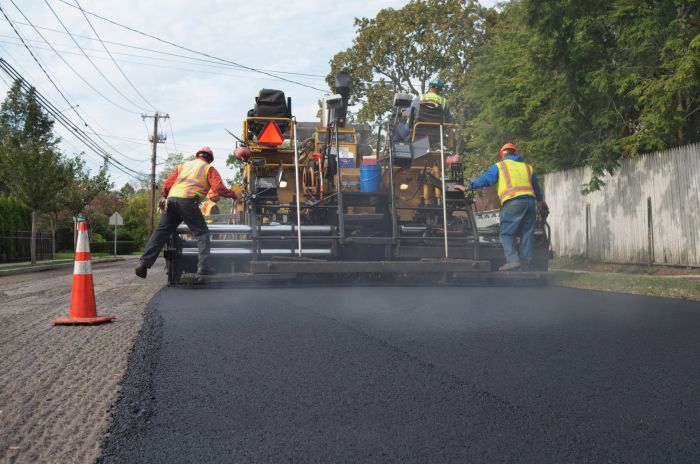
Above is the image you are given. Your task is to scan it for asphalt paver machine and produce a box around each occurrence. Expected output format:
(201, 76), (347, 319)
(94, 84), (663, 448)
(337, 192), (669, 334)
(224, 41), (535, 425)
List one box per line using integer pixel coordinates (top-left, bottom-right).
(165, 73), (550, 286)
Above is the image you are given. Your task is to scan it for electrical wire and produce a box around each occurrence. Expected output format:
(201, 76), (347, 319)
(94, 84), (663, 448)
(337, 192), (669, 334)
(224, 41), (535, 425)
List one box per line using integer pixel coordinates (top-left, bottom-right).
(73, 0), (159, 112)
(36, 0), (148, 114)
(0, 44), (145, 165)
(167, 117), (178, 153)
(0, 38), (325, 84)
(0, 58), (149, 180)
(54, 0), (328, 92)
(0, 8), (151, 164)
(0, 19), (329, 79)
(0, 4), (88, 121)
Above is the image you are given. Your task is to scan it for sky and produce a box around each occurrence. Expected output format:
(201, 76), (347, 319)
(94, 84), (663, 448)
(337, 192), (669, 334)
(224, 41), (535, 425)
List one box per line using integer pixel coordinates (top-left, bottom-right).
(0, 0), (499, 187)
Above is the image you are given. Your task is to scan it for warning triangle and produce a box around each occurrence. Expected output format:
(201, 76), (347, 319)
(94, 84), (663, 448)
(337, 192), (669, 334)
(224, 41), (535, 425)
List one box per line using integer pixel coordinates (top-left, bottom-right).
(258, 121), (285, 147)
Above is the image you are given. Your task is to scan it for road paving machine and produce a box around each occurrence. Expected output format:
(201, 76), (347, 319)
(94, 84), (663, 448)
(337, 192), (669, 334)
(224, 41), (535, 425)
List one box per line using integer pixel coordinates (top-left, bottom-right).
(165, 72), (551, 285)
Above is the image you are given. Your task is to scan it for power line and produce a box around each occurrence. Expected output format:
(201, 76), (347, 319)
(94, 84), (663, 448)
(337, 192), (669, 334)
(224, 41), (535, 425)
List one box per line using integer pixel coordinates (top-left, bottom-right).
(0, 58), (149, 180)
(0, 19), (329, 79)
(73, 0), (158, 112)
(166, 117), (178, 153)
(54, 0), (328, 93)
(0, 7), (151, 165)
(36, 0), (147, 114)
(0, 4), (86, 121)
(0, 44), (146, 165)
(0, 38), (326, 85)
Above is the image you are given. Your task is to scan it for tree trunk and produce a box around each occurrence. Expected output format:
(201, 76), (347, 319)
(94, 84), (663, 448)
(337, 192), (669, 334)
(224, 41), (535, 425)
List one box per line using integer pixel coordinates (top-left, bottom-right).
(30, 209), (37, 265)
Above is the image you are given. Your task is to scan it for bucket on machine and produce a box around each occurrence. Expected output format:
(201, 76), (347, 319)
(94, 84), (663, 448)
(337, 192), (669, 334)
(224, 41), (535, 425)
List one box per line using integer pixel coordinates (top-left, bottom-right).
(360, 164), (381, 192)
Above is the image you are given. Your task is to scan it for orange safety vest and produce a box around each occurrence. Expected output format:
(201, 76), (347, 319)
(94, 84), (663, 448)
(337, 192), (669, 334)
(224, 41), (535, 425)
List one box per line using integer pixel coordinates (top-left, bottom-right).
(200, 200), (218, 224)
(200, 200), (217, 215)
(496, 159), (535, 204)
(167, 159), (211, 200)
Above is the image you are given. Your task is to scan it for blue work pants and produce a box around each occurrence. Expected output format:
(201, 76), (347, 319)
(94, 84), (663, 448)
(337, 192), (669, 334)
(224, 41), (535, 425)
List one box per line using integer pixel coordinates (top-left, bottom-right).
(499, 196), (537, 264)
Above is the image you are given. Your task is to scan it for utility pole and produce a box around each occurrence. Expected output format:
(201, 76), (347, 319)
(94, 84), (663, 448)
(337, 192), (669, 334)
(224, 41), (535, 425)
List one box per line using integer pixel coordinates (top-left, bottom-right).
(141, 112), (169, 235)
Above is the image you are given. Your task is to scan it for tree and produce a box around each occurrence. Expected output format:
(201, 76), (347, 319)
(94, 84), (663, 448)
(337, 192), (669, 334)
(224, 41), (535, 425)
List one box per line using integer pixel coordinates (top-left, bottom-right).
(123, 189), (151, 246)
(0, 80), (72, 263)
(327, 0), (496, 126)
(463, 0), (700, 190)
(55, 156), (111, 250)
(118, 182), (136, 200)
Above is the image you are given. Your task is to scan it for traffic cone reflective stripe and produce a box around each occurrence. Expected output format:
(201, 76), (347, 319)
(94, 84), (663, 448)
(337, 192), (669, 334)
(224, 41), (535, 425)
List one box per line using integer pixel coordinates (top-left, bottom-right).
(52, 221), (114, 326)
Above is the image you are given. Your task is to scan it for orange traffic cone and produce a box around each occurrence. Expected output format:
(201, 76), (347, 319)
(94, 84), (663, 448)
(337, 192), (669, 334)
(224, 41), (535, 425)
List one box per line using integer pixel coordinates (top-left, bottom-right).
(52, 221), (115, 325)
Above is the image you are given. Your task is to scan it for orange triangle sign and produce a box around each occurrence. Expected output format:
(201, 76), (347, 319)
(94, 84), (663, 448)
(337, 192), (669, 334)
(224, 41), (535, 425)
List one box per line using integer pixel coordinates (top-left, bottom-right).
(258, 121), (285, 147)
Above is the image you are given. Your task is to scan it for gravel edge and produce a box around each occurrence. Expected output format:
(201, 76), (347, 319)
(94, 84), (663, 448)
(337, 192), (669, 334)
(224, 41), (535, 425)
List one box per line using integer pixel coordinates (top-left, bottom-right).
(95, 288), (165, 464)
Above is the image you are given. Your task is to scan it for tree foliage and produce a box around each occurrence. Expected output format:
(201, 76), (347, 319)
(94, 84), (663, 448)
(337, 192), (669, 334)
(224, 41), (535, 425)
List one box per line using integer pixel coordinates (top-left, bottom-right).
(0, 80), (73, 262)
(58, 155), (112, 218)
(330, 0), (700, 189)
(327, 0), (496, 125)
(461, 0), (700, 189)
(0, 81), (71, 210)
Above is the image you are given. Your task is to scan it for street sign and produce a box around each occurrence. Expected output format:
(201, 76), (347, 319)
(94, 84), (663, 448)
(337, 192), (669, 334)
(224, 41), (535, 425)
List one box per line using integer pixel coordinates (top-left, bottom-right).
(110, 212), (124, 256)
(109, 212), (124, 226)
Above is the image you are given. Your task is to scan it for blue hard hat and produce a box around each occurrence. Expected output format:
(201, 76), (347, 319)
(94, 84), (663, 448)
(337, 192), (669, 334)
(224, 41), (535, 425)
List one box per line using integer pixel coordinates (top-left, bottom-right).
(429, 78), (445, 89)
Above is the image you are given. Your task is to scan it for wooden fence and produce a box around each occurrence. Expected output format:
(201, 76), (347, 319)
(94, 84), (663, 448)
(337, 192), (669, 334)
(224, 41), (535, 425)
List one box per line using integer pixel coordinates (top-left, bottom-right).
(544, 143), (700, 267)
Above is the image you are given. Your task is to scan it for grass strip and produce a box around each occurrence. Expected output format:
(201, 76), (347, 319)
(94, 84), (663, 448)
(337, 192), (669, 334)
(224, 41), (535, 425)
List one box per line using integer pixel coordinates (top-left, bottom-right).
(551, 270), (700, 301)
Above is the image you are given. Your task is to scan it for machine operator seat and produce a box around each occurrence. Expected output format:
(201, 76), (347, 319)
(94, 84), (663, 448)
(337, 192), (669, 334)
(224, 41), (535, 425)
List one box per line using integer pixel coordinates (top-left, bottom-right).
(248, 89), (291, 137)
(410, 101), (449, 149)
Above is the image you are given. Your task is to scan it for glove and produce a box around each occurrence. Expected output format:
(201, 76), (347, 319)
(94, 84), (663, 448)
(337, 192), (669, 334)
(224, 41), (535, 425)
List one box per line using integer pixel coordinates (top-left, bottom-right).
(231, 183), (244, 200)
(157, 198), (168, 213)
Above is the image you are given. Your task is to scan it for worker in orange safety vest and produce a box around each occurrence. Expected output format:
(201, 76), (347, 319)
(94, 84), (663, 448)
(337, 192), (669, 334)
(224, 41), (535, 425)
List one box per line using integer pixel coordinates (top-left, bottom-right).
(135, 147), (238, 279)
(200, 190), (221, 225)
(456, 143), (548, 271)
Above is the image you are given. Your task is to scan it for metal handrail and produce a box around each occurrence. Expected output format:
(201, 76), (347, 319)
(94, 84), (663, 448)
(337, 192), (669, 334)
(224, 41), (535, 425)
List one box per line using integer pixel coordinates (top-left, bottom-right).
(292, 118), (303, 257)
(410, 121), (456, 142)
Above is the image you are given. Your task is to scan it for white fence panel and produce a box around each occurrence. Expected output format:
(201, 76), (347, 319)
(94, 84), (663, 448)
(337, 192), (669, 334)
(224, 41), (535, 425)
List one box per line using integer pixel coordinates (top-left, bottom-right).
(544, 143), (700, 267)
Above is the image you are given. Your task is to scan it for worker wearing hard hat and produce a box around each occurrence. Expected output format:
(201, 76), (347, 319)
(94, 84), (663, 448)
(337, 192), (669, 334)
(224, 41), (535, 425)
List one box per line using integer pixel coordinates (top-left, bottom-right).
(135, 147), (238, 279)
(200, 190), (221, 225)
(408, 78), (452, 123)
(456, 143), (548, 271)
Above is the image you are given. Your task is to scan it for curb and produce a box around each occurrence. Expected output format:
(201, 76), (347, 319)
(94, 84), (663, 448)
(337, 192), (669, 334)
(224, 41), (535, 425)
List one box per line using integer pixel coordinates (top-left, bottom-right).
(0, 257), (133, 277)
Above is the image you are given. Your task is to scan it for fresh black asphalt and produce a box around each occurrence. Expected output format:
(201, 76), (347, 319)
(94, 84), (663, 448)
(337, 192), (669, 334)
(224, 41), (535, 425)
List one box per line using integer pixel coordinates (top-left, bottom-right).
(100, 286), (700, 463)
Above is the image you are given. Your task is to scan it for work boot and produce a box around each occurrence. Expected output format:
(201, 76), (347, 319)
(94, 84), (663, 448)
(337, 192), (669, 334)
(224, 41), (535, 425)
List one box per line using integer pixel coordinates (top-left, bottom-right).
(135, 264), (148, 279)
(498, 261), (521, 272)
(197, 265), (217, 276)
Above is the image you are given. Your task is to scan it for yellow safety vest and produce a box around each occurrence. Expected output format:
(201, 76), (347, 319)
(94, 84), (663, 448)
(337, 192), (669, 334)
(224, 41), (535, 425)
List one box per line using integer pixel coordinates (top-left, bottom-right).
(496, 159), (535, 204)
(167, 159), (211, 200)
(419, 92), (447, 108)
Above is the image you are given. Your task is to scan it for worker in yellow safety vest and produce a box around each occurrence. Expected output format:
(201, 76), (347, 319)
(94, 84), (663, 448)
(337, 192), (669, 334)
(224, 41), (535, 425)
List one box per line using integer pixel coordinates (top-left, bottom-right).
(200, 190), (221, 225)
(456, 143), (548, 271)
(135, 147), (238, 279)
(408, 78), (452, 123)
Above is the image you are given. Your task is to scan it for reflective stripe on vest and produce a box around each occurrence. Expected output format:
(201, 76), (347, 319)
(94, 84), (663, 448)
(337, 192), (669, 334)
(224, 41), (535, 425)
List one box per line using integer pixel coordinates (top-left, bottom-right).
(167, 159), (211, 199)
(419, 92), (446, 108)
(496, 159), (535, 204)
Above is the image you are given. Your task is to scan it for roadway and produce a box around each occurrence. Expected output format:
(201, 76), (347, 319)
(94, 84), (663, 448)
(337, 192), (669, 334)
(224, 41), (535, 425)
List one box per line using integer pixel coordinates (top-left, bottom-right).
(100, 285), (700, 463)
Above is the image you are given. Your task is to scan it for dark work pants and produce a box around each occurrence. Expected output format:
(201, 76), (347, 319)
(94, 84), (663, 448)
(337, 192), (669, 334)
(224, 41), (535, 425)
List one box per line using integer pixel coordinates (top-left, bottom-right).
(139, 197), (210, 270)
